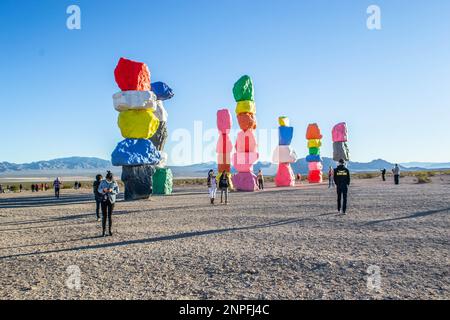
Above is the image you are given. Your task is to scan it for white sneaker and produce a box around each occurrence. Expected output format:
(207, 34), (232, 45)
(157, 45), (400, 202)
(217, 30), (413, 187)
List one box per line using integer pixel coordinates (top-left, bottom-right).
(342, 212), (347, 215)
(338, 210), (341, 214)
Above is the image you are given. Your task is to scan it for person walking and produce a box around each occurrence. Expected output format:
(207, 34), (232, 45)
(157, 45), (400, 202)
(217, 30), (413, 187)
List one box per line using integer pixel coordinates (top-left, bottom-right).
(93, 174), (103, 221)
(257, 169), (264, 190)
(98, 171), (119, 237)
(334, 159), (351, 215)
(381, 168), (387, 181)
(328, 166), (335, 188)
(392, 164), (400, 185)
(207, 170), (217, 205)
(53, 177), (62, 199)
(218, 171), (231, 205)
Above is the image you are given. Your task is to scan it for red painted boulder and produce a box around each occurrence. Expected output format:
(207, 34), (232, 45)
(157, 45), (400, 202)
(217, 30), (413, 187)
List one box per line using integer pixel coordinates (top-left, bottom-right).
(114, 57), (151, 91)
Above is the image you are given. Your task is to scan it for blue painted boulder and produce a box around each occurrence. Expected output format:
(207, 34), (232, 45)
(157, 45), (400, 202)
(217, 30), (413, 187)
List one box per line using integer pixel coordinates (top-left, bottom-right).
(111, 139), (161, 166)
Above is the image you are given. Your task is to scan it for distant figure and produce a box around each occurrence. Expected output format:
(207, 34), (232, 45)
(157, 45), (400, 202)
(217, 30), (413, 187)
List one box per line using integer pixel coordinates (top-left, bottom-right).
(328, 166), (335, 188)
(31, 184), (35, 192)
(93, 174), (103, 221)
(74, 181), (78, 190)
(334, 159), (351, 215)
(0, 184), (3, 193)
(98, 171), (120, 237)
(45, 183), (49, 191)
(218, 170), (231, 205)
(35, 184), (39, 192)
(40, 183), (44, 191)
(381, 168), (387, 181)
(296, 173), (302, 182)
(53, 177), (62, 199)
(392, 164), (400, 185)
(19, 184), (23, 193)
(207, 170), (217, 205)
(257, 170), (264, 190)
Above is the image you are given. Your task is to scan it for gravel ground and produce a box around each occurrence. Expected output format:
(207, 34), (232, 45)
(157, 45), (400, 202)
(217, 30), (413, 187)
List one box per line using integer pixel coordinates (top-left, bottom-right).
(0, 176), (449, 300)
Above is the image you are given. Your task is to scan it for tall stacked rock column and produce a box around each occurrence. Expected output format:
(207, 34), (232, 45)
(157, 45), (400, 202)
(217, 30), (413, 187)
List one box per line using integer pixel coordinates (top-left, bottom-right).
(111, 57), (174, 200)
(231, 75), (259, 191)
(217, 109), (233, 175)
(306, 123), (323, 183)
(272, 117), (297, 187)
(332, 122), (350, 162)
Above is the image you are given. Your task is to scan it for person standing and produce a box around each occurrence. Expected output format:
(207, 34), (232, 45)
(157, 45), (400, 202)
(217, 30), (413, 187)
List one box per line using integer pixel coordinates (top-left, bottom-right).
(328, 166), (335, 188)
(98, 171), (119, 237)
(381, 168), (387, 182)
(392, 164), (400, 185)
(31, 184), (35, 192)
(257, 169), (264, 190)
(207, 170), (217, 205)
(334, 159), (351, 215)
(93, 174), (103, 221)
(53, 177), (62, 199)
(19, 184), (23, 193)
(218, 171), (231, 205)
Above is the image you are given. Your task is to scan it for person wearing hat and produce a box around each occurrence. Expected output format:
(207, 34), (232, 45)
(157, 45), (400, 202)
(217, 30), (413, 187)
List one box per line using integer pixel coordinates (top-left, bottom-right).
(98, 171), (120, 237)
(333, 159), (351, 215)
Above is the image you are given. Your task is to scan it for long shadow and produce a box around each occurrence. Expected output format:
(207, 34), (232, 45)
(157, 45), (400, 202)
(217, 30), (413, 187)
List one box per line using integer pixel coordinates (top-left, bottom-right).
(0, 217), (309, 260)
(0, 193), (124, 209)
(365, 207), (450, 226)
(0, 210), (140, 230)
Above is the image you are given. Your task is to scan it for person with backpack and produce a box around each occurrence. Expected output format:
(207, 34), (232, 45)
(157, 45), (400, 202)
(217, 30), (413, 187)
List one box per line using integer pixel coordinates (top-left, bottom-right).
(257, 170), (264, 190)
(334, 159), (351, 215)
(98, 171), (120, 237)
(93, 174), (103, 221)
(218, 171), (231, 205)
(207, 170), (217, 205)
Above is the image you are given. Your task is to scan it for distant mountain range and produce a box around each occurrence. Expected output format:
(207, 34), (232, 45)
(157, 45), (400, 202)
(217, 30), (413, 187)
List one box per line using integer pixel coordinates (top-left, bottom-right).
(1, 157), (449, 178)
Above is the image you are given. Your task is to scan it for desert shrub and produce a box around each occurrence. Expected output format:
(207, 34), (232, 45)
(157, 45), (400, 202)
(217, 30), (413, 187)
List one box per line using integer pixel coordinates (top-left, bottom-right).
(358, 173), (378, 179)
(415, 173), (431, 184)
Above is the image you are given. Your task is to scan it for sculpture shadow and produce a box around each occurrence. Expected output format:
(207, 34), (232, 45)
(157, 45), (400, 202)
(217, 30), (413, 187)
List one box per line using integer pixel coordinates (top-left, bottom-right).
(0, 217), (308, 260)
(365, 207), (450, 226)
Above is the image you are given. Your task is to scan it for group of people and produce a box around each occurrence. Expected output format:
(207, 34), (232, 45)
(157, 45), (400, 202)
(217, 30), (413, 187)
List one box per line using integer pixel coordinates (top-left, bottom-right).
(381, 164), (401, 185)
(31, 183), (48, 192)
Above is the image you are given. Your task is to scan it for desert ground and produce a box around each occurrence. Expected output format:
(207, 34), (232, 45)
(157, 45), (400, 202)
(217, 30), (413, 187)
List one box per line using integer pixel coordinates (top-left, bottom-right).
(0, 176), (448, 300)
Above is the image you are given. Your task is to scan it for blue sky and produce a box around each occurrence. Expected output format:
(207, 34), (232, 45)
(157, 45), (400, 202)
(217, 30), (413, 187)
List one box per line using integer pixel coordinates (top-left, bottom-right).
(0, 0), (449, 164)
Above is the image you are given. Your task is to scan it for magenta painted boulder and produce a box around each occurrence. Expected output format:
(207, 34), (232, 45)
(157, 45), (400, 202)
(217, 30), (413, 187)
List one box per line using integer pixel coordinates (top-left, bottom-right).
(232, 172), (258, 191)
(308, 162), (323, 171)
(275, 163), (295, 187)
(235, 130), (257, 153)
(232, 152), (259, 172)
(217, 109), (232, 133)
(332, 122), (348, 142)
(216, 134), (233, 154)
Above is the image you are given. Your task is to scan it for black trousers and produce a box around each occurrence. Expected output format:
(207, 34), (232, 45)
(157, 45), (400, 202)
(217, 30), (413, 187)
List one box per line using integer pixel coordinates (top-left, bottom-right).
(394, 175), (399, 185)
(95, 200), (101, 218)
(337, 185), (348, 213)
(55, 188), (60, 198)
(382, 174), (386, 181)
(101, 200), (114, 233)
(258, 179), (264, 190)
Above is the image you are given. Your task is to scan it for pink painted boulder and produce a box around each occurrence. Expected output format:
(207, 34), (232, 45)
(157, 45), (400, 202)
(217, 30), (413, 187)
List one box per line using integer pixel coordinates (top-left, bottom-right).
(332, 122), (348, 142)
(217, 109), (232, 133)
(275, 163), (296, 187)
(216, 134), (233, 154)
(308, 162), (323, 171)
(235, 130), (257, 153)
(232, 152), (259, 172)
(232, 172), (258, 191)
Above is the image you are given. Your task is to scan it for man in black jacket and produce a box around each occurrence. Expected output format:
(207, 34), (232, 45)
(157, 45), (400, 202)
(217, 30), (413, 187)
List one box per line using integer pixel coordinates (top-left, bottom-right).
(334, 159), (351, 215)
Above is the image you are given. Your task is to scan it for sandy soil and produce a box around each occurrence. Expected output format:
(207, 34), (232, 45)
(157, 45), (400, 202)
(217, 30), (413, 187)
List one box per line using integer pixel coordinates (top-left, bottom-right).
(0, 176), (449, 300)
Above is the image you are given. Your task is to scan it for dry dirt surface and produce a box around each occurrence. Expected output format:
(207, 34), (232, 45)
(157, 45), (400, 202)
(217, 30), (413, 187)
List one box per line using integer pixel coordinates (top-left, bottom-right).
(0, 176), (449, 300)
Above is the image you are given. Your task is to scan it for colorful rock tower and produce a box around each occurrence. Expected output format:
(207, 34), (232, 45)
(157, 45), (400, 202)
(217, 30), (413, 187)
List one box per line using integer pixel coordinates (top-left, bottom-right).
(231, 75), (259, 191)
(217, 109), (233, 174)
(332, 122), (350, 162)
(306, 123), (323, 183)
(272, 117), (297, 187)
(111, 57), (174, 200)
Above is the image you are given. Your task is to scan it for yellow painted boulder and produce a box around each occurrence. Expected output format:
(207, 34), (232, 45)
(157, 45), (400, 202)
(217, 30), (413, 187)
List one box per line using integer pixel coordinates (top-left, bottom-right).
(118, 109), (160, 139)
(235, 101), (256, 115)
(279, 116), (290, 127)
(307, 139), (322, 148)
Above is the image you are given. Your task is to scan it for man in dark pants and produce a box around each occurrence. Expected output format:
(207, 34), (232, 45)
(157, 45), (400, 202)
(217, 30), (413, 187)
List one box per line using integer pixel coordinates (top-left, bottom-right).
(334, 159), (351, 215)
(381, 168), (386, 181)
(392, 164), (400, 185)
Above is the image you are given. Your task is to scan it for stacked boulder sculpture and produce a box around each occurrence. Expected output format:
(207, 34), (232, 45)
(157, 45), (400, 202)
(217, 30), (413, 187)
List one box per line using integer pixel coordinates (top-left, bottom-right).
(306, 123), (323, 183)
(111, 57), (174, 200)
(272, 117), (297, 187)
(217, 109), (233, 174)
(332, 122), (350, 162)
(231, 75), (259, 191)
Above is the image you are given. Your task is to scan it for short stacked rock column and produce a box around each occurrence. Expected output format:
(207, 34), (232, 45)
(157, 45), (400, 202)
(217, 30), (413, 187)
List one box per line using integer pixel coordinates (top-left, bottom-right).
(306, 123), (323, 183)
(111, 57), (172, 200)
(231, 75), (259, 192)
(273, 117), (297, 187)
(332, 122), (350, 162)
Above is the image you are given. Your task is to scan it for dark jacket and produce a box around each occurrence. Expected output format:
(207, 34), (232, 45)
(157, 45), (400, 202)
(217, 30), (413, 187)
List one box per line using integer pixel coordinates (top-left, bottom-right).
(334, 165), (350, 187)
(93, 180), (102, 201)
